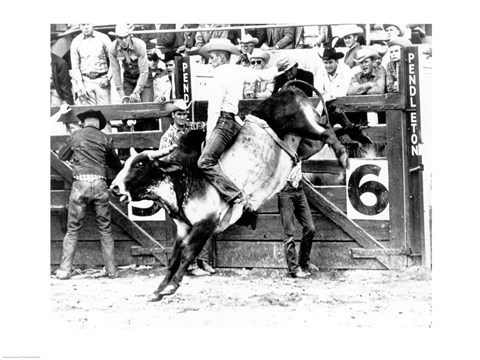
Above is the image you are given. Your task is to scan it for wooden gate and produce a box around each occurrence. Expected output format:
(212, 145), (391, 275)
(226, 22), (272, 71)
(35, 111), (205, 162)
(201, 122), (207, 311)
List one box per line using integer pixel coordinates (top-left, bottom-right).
(50, 47), (428, 270)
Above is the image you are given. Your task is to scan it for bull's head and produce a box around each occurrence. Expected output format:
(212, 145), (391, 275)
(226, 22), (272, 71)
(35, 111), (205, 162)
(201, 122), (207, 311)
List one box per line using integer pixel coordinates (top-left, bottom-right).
(110, 148), (182, 208)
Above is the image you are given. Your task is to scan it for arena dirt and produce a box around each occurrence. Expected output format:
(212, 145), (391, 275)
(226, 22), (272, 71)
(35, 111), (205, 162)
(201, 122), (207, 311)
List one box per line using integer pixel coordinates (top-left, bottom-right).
(50, 266), (431, 328)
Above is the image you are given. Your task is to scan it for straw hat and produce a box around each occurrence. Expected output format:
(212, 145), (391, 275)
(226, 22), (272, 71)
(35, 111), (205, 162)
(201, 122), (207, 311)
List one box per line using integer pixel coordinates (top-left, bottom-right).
(239, 34), (259, 45)
(164, 99), (189, 115)
(353, 47), (380, 63)
(248, 49), (270, 63)
(276, 57), (299, 73)
(108, 24), (133, 37)
(383, 24), (406, 37)
(387, 37), (412, 48)
(198, 38), (241, 55)
(336, 24), (364, 39)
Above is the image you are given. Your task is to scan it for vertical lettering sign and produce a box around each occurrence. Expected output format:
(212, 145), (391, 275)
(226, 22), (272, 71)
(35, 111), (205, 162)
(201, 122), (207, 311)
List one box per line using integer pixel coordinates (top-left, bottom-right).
(405, 47), (422, 158)
(346, 159), (389, 220)
(403, 46), (425, 255)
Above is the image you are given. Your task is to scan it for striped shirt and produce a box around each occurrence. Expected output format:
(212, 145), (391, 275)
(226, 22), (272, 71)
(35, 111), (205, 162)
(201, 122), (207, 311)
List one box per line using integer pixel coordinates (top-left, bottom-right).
(70, 30), (111, 84)
(159, 125), (185, 150)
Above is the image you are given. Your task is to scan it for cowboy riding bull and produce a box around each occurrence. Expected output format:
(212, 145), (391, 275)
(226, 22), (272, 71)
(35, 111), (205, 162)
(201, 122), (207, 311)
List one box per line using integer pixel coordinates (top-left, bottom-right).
(111, 82), (348, 302)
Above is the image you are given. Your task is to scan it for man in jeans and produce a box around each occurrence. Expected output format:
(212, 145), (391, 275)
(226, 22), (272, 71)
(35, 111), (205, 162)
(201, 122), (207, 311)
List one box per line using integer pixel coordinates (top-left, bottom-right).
(278, 162), (318, 278)
(197, 38), (279, 220)
(55, 110), (123, 279)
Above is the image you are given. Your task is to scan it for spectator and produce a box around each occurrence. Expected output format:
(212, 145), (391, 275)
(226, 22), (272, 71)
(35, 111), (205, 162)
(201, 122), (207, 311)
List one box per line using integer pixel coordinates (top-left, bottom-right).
(347, 47), (386, 95)
(196, 38), (280, 222)
(244, 26), (267, 48)
(236, 34), (259, 66)
(304, 25), (332, 47)
(314, 47), (351, 103)
(383, 24), (407, 41)
(55, 110), (123, 280)
(386, 37), (412, 93)
(153, 51), (182, 102)
(195, 24), (231, 48)
(273, 57), (314, 97)
(108, 24), (149, 103)
(51, 52), (75, 108)
(265, 26), (303, 50)
(243, 49), (274, 99)
(177, 24), (199, 52)
(315, 47), (373, 144)
(277, 162), (318, 278)
(133, 23), (158, 46)
(336, 25), (364, 68)
(70, 23), (113, 109)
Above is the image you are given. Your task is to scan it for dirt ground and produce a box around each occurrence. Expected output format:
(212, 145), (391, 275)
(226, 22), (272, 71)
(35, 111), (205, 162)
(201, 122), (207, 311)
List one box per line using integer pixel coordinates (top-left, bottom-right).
(50, 265), (431, 328)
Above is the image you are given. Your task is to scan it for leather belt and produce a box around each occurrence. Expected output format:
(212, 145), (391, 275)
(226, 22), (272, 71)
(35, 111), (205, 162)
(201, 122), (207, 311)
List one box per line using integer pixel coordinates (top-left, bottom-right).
(82, 71), (108, 80)
(74, 174), (106, 182)
(220, 111), (236, 120)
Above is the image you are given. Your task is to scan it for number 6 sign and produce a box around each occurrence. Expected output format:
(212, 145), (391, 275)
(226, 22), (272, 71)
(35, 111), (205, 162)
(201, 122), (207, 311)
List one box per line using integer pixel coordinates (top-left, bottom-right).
(346, 159), (389, 220)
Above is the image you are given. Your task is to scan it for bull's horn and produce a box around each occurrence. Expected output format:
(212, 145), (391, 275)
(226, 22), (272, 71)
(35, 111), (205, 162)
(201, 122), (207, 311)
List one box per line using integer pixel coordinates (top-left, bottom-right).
(281, 79), (329, 126)
(130, 147), (138, 157)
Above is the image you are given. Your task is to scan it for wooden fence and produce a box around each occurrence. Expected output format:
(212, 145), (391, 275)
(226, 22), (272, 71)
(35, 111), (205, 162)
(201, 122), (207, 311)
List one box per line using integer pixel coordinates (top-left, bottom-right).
(50, 46), (428, 270)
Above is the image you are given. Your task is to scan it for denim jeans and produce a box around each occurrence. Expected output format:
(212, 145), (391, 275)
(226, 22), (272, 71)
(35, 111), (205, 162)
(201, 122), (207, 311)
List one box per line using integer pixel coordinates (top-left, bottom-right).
(58, 179), (117, 274)
(278, 184), (315, 274)
(197, 114), (243, 203)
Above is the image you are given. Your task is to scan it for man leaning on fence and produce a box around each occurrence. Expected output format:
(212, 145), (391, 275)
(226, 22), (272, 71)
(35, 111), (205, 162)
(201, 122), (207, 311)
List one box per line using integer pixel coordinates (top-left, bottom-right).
(55, 110), (123, 280)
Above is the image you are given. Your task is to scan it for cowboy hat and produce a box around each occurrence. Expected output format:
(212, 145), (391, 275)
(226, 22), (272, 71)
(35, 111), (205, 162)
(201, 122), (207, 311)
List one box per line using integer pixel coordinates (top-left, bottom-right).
(353, 47), (380, 63)
(387, 37), (412, 48)
(335, 24), (364, 39)
(276, 57), (298, 73)
(198, 38), (241, 56)
(186, 47), (209, 63)
(77, 110), (107, 130)
(318, 47), (344, 61)
(370, 44), (388, 56)
(164, 99), (189, 115)
(239, 34), (259, 45)
(108, 24), (133, 37)
(383, 24), (406, 37)
(248, 49), (270, 63)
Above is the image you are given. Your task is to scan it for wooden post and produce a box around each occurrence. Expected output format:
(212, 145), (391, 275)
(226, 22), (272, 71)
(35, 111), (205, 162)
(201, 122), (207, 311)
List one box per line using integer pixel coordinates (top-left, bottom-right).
(403, 46), (426, 265)
(386, 109), (410, 251)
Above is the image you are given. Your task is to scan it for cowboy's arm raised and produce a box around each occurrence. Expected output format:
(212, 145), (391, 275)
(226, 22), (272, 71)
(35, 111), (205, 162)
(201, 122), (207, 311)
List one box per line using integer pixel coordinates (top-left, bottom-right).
(144, 144), (178, 160)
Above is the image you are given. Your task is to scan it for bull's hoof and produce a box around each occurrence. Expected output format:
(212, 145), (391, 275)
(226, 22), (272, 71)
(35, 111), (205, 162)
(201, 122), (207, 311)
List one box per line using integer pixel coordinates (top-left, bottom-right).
(158, 284), (178, 296)
(147, 292), (165, 302)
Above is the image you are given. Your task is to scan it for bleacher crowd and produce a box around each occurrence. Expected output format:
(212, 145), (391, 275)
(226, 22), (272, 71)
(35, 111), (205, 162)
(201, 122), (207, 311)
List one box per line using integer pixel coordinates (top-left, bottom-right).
(50, 23), (432, 135)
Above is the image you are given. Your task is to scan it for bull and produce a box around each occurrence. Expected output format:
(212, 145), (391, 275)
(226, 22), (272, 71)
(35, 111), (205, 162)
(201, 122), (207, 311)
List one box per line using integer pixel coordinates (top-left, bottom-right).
(111, 84), (347, 302)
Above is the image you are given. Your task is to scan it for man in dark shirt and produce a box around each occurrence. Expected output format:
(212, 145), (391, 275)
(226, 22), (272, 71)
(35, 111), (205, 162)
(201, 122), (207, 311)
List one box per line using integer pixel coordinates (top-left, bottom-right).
(55, 110), (123, 280)
(273, 57), (314, 97)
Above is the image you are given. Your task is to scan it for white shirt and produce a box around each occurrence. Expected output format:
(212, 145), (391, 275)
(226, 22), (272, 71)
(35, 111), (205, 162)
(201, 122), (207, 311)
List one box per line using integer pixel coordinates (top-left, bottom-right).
(314, 62), (353, 102)
(206, 63), (278, 139)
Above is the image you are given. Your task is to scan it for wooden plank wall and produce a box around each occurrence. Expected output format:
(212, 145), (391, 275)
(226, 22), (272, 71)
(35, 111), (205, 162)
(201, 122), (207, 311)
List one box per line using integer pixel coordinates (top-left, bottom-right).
(51, 96), (398, 270)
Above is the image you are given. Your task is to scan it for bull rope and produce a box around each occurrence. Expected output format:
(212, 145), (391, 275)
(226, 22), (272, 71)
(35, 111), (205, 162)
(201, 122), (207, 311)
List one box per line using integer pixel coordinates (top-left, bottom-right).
(244, 114), (299, 164)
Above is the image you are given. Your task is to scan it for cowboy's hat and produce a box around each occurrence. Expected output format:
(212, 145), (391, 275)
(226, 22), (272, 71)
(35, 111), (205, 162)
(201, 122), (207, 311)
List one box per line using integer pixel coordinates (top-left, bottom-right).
(335, 24), (364, 39)
(77, 110), (107, 130)
(370, 44), (388, 56)
(198, 38), (241, 56)
(318, 47), (344, 61)
(248, 49), (270, 63)
(108, 24), (133, 37)
(353, 47), (380, 63)
(164, 99), (189, 115)
(383, 24), (406, 37)
(276, 57), (298, 73)
(239, 34), (259, 45)
(387, 37), (412, 48)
